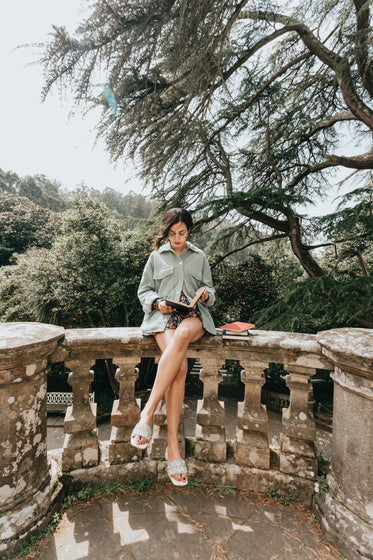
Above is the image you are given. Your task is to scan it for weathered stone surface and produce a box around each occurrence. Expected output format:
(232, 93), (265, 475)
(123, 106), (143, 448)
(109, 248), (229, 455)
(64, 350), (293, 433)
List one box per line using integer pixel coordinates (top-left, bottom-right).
(315, 490), (373, 560)
(235, 442), (270, 469)
(280, 452), (317, 480)
(0, 322), (64, 556)
(280, 434), (315, 458)
(196, 397), (225, 426)
(193, 439), (227, 463)
(315, 328), (373, 560)
(62, 430), (99, 471)
(2, 323), (372, 560)
(108, 358), (141, 464)
(317, 328), (373, 376)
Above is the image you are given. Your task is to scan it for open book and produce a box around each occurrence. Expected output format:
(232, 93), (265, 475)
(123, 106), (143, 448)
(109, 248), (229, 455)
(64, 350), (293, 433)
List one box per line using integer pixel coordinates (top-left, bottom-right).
(164, 287), (206, 313)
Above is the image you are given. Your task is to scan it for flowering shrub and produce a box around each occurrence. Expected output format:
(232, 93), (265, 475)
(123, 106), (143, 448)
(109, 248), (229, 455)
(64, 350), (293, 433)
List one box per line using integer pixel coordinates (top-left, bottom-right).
(211, 253), (278, 326)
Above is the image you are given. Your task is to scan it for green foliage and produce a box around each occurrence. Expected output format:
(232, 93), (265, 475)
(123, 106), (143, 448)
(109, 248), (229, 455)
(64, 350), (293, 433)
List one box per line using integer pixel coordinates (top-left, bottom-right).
(39, 0), (373, 327)
(263, 363), (289, 394)
(213, 483), (237, 496)
(255, 275), (373, 333)
(0, 167), (67, 211)
(259, 239), (304, 293)
(4, 510), (62, 559)
(266, 486), (301, 505)
(0, 193), (60, 266)
(0, 193), (149, 327)
(187, 479), (202, 489)
(315, 475), (329, 495)
(212, 254), (278, 325)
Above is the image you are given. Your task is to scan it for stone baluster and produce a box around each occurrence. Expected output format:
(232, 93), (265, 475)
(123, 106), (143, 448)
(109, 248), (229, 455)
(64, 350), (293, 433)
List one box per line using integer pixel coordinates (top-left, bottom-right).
(109, 357), (141, 463)
(235, 360), (270, 468)
(62, 359), (99, 471)
(195, 358), (226, 462)
(280, 365), (317, 480)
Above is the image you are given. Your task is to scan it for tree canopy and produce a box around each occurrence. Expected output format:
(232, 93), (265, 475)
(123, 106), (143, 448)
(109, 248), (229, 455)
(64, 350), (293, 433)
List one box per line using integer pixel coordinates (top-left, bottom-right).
(0, 167), (67, 211)
(0, 193), (60, 266)
(40, 0), (373, 327)
(0, 193), (149, 327)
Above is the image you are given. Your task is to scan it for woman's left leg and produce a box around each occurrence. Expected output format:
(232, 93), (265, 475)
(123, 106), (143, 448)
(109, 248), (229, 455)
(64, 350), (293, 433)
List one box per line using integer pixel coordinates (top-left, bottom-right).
(153, 317), (205, 483)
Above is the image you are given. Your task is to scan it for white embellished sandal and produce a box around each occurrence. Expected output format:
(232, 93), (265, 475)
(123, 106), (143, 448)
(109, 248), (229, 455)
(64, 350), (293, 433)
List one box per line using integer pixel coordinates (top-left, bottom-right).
(130, 420), (153, 449)
(166, 450), (188, 486)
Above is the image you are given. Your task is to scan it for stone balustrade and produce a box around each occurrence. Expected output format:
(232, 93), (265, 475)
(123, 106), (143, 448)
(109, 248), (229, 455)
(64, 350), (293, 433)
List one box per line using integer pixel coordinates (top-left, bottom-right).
(1, 323), (372, 560)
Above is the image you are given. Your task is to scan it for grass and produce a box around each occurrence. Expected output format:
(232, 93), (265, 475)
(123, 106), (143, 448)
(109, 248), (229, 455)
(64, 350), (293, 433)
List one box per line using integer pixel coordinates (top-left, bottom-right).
(266, 485), (302, 505)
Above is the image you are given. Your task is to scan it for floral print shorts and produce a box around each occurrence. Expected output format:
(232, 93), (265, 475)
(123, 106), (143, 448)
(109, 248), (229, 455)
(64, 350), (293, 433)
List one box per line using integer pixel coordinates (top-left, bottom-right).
(151, 291), (202, 334)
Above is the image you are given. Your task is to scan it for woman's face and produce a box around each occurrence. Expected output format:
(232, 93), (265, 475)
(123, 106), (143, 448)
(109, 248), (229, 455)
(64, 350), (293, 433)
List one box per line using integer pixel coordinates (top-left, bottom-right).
(168, 221), (190, 253)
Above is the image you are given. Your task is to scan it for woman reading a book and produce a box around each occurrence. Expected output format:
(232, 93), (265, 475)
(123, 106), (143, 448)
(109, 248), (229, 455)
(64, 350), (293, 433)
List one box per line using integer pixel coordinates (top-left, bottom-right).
(133, 208), (216, 485)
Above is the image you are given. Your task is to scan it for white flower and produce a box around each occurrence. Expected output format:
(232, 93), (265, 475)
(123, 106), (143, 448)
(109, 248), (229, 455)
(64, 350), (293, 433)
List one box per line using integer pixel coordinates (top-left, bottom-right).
(314, 482), (320, 493)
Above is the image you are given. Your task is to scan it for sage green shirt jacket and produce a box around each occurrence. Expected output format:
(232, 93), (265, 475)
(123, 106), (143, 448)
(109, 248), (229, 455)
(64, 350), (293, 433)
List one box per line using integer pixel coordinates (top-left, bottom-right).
(137, 242), (216, 336)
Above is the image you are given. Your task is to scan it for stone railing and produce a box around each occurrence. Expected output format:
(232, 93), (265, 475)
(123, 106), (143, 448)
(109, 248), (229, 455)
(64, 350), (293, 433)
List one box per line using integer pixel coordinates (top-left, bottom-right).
(1, 323), (372, 560)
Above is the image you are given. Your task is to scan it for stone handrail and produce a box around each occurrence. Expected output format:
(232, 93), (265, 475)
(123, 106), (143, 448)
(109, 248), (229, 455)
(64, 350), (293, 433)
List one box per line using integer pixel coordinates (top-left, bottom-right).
(1, 323), (372, 560)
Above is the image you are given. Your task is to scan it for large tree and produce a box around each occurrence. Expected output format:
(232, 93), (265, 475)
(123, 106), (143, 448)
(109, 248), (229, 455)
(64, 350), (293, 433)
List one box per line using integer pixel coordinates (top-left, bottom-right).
(0, 193), (148, 327)
(40, 0), (373, 327)
(0, 167), (67, 211)
(0, 193), (60, 266)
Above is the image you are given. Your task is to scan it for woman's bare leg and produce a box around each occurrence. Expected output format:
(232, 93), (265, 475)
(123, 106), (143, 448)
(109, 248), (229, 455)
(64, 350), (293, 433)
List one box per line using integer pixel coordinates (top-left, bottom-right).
(133, 317), (204, 462)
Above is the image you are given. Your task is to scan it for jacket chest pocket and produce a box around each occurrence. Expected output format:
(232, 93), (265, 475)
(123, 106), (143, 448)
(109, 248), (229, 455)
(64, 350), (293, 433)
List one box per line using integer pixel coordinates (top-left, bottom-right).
(153, 265), (174, 289)
(153, 266), (174, 280)
(185, 264), (203, 288)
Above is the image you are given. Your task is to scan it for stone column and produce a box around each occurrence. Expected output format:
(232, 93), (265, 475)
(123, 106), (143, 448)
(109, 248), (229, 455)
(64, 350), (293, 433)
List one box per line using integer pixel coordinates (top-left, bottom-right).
(0, 322), (64, 556)
(235, 360), (270, 468)
(62, 359), (99, 471)
(280, 365), (317, 480)
(109, 357), (141, 463)
(195, 358), (226, 463)
(315, 328), (373, 560)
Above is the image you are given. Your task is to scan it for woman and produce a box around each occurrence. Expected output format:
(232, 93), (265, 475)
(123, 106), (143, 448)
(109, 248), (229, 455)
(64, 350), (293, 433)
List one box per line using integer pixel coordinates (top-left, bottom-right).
(133, 208), (216, 486)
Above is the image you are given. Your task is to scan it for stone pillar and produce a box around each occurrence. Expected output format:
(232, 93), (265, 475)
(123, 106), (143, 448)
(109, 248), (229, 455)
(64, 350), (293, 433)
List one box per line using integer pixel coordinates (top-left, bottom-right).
(62, 359), (99, 471)
(109, 357), (142, 463)
(195, 358), (226, 463)
(315, 328), (373, 560)
(0, 322), (64, 556)
(280, 366), (317, 480)
(235, 361), (270, 468)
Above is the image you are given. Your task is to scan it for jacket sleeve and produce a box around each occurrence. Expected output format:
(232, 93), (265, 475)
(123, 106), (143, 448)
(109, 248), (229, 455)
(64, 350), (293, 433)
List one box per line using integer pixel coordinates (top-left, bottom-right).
(137, 253), (160, 314)
(201, 253), (216, 307)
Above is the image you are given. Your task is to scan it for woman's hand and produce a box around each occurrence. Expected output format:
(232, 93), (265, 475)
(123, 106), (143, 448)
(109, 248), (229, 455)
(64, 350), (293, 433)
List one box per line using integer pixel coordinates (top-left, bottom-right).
(199, 288), (209, 303)
(158, 300), (176, 314)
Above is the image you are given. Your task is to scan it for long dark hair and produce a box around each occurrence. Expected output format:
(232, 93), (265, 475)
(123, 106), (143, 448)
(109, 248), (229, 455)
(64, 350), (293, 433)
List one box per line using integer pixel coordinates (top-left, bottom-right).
(153, 208), (193, 250)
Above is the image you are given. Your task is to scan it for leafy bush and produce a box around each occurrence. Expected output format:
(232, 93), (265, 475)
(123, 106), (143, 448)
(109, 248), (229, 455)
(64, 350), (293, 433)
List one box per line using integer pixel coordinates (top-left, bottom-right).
(0, 193), (149, 327)
(211, 254), (278, 326)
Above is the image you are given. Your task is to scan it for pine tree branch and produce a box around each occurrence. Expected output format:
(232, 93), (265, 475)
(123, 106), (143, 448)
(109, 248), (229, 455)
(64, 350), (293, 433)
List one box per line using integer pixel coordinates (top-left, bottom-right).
(326, 149), (373, 169)
(309, 111), (357, 136)
(243, 10), (373, 130)
(205, 140), (233, 195)
(214, 52), (311, 137)
(354, 0), (373, 99)
(210, 233), (288, 267)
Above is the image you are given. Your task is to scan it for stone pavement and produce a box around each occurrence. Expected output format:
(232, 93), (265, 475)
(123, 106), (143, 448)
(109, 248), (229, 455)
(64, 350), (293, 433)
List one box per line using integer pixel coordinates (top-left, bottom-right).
(40, 398), (336, 560)
(26, 486), (342, 560)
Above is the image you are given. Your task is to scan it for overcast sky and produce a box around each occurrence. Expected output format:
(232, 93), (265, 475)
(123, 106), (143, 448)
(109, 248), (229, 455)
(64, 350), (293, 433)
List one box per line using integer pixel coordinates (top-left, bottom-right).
(0, 0), (145, 194)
